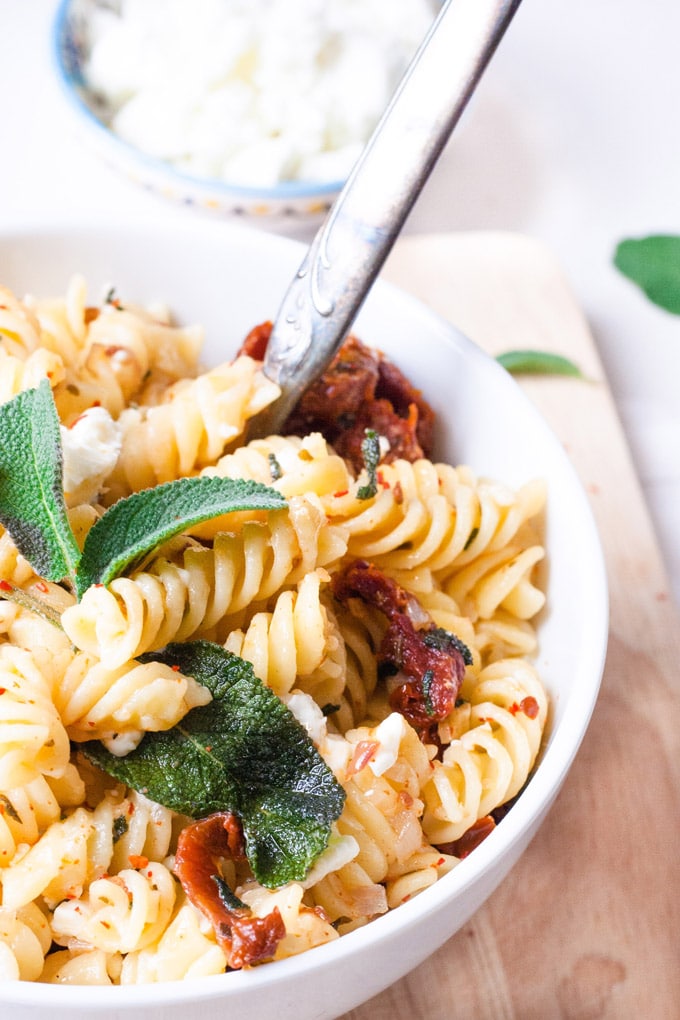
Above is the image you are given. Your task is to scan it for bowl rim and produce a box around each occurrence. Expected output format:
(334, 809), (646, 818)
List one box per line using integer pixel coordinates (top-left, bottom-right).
(0, 220), (609, 1009)
(51, 0), (348, 203)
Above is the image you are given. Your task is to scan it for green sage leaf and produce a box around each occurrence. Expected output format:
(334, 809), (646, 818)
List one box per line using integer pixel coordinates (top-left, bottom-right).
(357, 428), (381, 500)
(83, 640), (346, 887)
(613, 235), (680, 314)
(76, 476), (286, 597)
(496, 349), (584, 377)
(0, 381), (80, 583)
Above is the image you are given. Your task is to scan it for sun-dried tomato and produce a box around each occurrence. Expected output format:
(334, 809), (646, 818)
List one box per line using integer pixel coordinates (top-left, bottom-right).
(174, 812), (285, 969)
(332, 560), (469, 743)
(237, 326), (435, 474)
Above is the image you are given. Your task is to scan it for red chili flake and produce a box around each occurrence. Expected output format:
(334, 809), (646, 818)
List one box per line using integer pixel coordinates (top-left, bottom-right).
(92, 400), (101, 407)
(393, 481), (404, 505)
(377, 470), (390, 489)
(0, 689), (6, 697)
(94, 583), (104, 588)
(509, 702), (521, 715)
(519, 696), (540, 719)
(128, 854), (149, 870)
(127, 803), (135, 815)
(171, 664), (181, 672)
(205, 746), (212, 752)
(333, 489), (349, 498)
(347, 740), (380, 777)
(0, 580), (12, 592)
(100, 921), (112, 929)
(35, 581), (49, 593)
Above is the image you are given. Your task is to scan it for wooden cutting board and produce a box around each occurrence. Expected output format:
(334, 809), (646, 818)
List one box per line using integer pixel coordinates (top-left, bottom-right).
(341, 233), (680, 1020)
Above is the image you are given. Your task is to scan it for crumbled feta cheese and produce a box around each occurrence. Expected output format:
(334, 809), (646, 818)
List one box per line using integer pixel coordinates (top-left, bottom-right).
(367, 712), (407, 776)
(60, 406), (123, 505)
(82, 0), (437, 186)
(101, 729), (144, 756)
(283, 690), (352, 777)
(283, 690), (328, 746)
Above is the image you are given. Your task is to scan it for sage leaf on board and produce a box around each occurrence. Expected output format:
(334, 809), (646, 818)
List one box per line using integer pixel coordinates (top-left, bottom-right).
(496, 349), (584, 377)
(83, 640), (346, 887)
(0, 380), (81, 583)
(76, 476), (286, 597)
(613, 235), (680, 314)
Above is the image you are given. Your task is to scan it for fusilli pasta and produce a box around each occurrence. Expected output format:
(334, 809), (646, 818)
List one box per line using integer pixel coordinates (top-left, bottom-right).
(0, 278), (549, 986)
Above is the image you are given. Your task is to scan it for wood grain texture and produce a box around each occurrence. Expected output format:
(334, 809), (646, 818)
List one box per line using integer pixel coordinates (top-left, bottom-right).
(340, 233), (680, 1020)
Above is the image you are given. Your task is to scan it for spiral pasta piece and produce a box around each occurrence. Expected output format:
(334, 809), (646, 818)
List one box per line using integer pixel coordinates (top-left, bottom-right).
(0, 347), (65, 406)
(0, 769), (85, 868)
(0, 285), (44, 358)
(422, 658), (548, 845)
(18, 275), (201, 418)
(0, 645), (71, 791)
(119, 899), (227, 983)
(52, 861), (177, 955)
(24, 274), (91, 366)
(327, 459), (545, 591)
(39, 947), (119, 985)
(62, 496), (349, 666)
(0, 806), (94, 909)
(85, 787), (177, 881)
(1, 784), (177, 908)
(443, 543), (545, 623)
(55, 652), (211, 747)
(84, 301), (202, 398)
(328, 600), (384, 730)
(0, 527), (38, 588)
(207, 431), (355, 501)
(0, 902), (52, 981)
(103, 356), (280, 500)
(224, 569), (345, 706)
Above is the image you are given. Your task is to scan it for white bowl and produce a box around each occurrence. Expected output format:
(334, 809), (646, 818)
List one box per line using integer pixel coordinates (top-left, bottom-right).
(0, 221), (608, 1019)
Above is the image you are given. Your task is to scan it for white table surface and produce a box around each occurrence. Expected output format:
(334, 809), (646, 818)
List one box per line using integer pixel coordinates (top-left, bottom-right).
(1, 0), (678, 602)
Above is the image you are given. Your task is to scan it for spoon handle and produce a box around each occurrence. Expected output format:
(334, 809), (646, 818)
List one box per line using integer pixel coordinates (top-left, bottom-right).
(252, 0), (522, 436)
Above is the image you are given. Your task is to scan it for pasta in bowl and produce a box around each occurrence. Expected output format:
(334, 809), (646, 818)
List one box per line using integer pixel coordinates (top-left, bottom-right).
(0, 223), (607, 1019)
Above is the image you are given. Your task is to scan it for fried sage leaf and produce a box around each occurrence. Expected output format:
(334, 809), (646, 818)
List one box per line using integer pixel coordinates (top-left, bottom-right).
(83, 640), (346, 887)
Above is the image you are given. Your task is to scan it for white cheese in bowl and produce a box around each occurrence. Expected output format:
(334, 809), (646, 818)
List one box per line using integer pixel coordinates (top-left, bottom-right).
(81, 0), (437, 187)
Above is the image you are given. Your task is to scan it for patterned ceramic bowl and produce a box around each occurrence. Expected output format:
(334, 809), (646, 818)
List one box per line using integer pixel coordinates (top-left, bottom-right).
(51, 0), (350, 219)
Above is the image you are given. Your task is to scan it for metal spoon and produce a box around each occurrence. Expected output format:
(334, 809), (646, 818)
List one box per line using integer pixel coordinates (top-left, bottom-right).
(249, 0), (522, 438)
